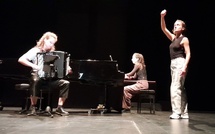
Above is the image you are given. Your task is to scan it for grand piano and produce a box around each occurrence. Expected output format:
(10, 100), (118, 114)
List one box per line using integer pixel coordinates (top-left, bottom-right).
(68, 59), (124, 113)
(0, 58), (31, 110)
(0, 58), (125, 113)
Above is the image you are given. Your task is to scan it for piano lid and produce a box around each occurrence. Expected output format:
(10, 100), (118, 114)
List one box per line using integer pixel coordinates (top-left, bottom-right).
(0, 58), (31, 80)
(68, 59), (124, 85)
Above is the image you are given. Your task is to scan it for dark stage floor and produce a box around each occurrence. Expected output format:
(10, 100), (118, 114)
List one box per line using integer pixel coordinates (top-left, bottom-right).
(0, 107), (215, 134)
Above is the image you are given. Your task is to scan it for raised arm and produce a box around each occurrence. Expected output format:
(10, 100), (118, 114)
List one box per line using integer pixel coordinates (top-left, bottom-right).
(160, 9), (175, 41)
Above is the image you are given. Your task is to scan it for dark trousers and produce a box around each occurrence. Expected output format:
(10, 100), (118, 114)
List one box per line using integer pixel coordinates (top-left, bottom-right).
(30, 74), (70, 99)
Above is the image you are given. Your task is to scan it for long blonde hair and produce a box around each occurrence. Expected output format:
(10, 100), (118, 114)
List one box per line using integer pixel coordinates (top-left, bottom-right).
(35, 31), (57, 51)
(133, 53), (146, 68)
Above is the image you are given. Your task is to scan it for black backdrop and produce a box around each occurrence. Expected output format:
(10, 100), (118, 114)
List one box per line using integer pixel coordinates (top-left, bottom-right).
(0, 0), (214, 111)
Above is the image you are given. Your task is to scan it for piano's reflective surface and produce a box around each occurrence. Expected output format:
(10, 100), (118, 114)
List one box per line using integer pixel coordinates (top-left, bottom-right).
(0, 58), (125, 113)
(68, 60), (124, 113)
(68, 59), (124, 113)
(0, 58), (30, 81)
(68, 59), (124, 86)
(0, 58), (31, 109)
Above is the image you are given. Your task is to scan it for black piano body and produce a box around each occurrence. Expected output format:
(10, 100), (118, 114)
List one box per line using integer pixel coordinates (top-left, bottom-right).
(0, 58), (31, 108)
(0, 58), (30, 81)
(68, 59), (124, 113)
(0, 58), (125, 113)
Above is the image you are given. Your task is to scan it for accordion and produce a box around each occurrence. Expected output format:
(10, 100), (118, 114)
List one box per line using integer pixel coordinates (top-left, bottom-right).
(41, 51), (70, 79)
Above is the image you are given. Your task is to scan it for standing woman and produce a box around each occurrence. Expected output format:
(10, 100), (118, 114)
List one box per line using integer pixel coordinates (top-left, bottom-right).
(160, 9), (191, 119)
(122, 53), (148, 112)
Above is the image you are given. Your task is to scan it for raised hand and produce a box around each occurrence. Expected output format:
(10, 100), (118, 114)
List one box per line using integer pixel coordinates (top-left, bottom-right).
(160, 9), (167, 17)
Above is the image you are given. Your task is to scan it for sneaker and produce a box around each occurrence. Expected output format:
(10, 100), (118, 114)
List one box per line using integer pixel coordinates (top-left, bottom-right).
(27, 106), (37, 116)
(55, 107), (69, 116)
(122, 109), (131, 113)
(181, 113), (189, 119)
(169, 113), (180, 119)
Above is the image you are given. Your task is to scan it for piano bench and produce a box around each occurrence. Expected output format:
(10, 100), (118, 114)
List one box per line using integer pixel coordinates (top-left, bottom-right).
(136, 89), (156, 114)
(15, 83), (30, 91)
(15, 83), (44, 114)
(15, 83), (31, 114)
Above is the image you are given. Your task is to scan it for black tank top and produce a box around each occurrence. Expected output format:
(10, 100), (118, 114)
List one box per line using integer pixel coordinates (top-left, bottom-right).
(136, 68), (147, 80)
(169, 36), (185, 59)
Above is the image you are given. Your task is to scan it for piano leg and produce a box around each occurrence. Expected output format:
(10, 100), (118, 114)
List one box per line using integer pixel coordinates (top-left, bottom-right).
(88, 84), (109, 115)
(0, 101), (3, 111)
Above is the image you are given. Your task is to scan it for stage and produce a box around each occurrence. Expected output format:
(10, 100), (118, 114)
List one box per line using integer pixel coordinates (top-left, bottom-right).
(0, 107), (214, 134)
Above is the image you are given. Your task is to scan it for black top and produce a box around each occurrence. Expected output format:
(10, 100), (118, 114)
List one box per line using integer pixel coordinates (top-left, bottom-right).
(169, 36), (185, 60)
(127, 64), (147, 80)
(136, 68), (147, 80)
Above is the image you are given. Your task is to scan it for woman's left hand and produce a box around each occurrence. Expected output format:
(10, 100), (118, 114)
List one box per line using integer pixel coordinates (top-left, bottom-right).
(180, 68), (186, 76)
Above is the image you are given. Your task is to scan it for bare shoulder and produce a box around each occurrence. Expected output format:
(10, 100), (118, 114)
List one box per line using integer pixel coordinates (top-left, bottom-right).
(134, 63), (141, 69)
(183, 36), (189, 41)
(182, 36), (189, 44)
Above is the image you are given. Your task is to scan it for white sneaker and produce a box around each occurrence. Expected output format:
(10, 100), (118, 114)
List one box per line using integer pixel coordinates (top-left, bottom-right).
(169, 113), (180, 119)
(181, 113), (189, 119)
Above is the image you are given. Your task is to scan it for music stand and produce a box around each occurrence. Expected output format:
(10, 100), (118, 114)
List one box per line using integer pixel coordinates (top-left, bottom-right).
(43, 54), (59, 78)
(37, 53), (59, 118)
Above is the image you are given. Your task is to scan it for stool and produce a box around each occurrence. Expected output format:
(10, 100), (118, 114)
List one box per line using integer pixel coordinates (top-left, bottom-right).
(124, 80), (157, 114)
(15, 83), (43, 114)
(136, 89), (155, 114)
(15, 83), (31, 114)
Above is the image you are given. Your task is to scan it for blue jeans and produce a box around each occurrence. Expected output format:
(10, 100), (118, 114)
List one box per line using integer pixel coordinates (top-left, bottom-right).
(170, 57), (188, 115)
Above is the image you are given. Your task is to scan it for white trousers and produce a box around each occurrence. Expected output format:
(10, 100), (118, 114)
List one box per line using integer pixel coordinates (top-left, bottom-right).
(170, 57), (188, 115)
